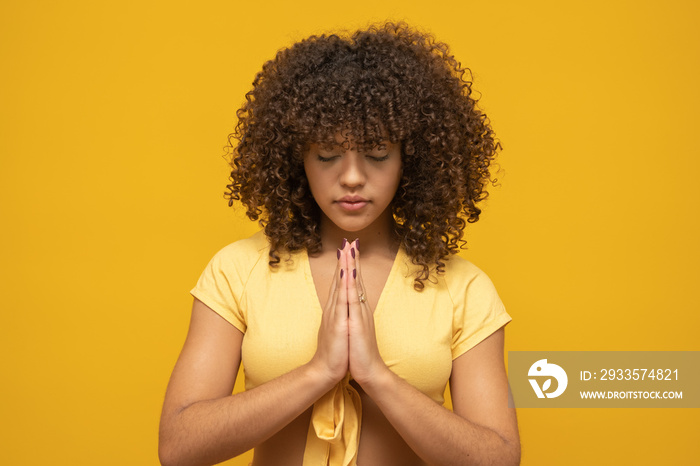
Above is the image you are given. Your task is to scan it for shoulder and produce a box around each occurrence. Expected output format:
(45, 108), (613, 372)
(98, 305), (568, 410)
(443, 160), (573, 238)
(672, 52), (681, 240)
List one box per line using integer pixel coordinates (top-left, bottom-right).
(441, 254), (498, 299)
(203, 230), (272, 278)
(441, 254), (511, 358)
(190, 232), (275, 333)
(395, 249), (497, 298)
(210, 230), (269, 262)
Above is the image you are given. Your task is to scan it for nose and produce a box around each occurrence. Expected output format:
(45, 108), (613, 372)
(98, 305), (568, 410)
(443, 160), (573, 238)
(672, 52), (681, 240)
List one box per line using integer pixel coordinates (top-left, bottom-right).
(338, 152), (366, 188)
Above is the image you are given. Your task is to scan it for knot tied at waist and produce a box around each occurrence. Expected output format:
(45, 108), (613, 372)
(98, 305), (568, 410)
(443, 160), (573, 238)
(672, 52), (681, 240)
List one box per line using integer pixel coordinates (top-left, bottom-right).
(302, 373), (362, 466)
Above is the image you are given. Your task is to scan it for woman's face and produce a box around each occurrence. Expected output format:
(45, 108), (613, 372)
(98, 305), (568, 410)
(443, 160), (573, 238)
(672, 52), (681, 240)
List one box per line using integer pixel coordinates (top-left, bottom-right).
(303, 138), (402, 235)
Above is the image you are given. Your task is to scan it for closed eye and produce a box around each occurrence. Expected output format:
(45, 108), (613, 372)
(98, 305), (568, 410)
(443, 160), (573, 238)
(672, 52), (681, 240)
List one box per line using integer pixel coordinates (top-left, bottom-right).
(317, 154), (339, 162)
(367, 154), (389, 162)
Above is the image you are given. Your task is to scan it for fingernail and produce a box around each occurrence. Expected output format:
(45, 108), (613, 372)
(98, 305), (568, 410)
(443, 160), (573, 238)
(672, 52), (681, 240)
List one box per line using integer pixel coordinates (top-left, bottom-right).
(355, 239), (360, 251)
(342, 238), (347, 248)
(340, 269), (344, 278)
(337, 248), (341, 260)
(353, 268), (356, 279)
(351, 248), (355, 258)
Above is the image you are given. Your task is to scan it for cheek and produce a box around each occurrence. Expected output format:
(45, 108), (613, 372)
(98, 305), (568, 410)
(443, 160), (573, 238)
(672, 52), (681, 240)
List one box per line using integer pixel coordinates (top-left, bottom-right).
(390, 164), (403, 190)
(302, 163), (317, 189)
(303, 166), (328, 199)
(302, 160), (312, 181)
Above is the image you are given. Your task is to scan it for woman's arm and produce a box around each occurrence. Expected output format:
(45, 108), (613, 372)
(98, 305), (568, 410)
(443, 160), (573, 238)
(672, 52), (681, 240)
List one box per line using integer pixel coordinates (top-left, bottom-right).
(159, 250), (351, 466)
(358, 328), (520, 465)
(345, 242), (520, 465)
(158, 300), (331, 466)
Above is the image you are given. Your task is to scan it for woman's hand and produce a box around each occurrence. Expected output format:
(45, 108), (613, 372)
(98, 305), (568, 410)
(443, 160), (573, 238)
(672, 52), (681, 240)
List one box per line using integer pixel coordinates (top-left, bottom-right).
(309, 239), (389, 388)
(345, 240), (388, 387)
(309, 241), (351, 386)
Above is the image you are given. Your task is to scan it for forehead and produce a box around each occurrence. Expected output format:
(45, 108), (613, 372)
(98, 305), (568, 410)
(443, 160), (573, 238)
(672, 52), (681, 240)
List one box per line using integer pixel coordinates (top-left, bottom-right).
(306, 128), (392, 153)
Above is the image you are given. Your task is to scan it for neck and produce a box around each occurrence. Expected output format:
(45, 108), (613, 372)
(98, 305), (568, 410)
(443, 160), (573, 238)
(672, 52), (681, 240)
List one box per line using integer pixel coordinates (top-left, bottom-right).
(318, 212), (398, 258)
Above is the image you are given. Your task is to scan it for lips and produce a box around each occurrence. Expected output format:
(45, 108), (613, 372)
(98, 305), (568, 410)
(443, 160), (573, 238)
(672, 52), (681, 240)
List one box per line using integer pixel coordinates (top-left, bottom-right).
(336, 196), (369, 211)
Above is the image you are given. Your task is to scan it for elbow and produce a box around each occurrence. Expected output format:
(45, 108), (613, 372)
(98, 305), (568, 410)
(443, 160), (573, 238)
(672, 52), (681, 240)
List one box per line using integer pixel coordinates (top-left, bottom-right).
(159, 432), (225, 466)
(503, 437), (521, 466)
(159, 446), (192, 466)
(159, 412), (192, 466)
(158, 439), (178, 466)
(476, 432), (519, 466)
(158, 432), (190, 466)
(495, 423), (520, 466)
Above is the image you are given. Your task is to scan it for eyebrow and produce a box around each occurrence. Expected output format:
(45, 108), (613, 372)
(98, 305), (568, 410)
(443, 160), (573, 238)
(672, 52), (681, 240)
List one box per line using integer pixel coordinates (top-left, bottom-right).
(314, 141), (391, 153)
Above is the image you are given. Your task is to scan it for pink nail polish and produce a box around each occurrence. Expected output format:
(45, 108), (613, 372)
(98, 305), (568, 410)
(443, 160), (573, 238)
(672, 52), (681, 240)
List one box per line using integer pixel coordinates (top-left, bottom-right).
(351, 248), (355, 258)
(340, 269), (344, 278)
(353, 268), (356, 279)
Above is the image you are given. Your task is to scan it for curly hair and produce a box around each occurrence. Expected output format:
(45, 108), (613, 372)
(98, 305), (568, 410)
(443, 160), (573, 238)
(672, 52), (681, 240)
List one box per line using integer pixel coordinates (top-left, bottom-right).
(225, 21), (500, 290)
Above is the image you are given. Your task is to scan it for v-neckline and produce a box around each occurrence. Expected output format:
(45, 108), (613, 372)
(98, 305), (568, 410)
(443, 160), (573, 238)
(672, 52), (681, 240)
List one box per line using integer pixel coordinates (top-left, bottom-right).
(302, 246), (405, 318)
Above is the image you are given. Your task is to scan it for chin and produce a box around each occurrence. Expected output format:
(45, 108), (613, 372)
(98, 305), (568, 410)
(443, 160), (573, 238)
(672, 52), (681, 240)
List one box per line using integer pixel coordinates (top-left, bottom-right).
(331, 219), (375, 234)
(336, 224), (369, 234)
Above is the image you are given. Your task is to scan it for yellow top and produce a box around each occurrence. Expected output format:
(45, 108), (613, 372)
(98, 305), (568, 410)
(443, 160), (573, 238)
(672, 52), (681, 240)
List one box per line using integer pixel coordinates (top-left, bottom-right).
(191, 231), (512, 465)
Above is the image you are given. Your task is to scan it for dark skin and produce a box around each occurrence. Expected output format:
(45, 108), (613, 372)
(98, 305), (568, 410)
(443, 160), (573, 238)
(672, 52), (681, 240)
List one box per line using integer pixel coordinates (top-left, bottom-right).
(158, 140), (520, 466)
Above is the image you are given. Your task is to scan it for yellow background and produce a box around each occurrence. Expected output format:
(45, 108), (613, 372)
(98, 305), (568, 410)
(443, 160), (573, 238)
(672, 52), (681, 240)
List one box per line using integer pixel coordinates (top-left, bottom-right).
(1, 0), (698, 464)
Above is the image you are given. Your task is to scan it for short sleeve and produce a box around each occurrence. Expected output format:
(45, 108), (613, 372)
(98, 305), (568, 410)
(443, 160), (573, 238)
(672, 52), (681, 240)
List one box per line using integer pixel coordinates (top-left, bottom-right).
(450, 266), (512, 360)
(190, 244), (249, 333)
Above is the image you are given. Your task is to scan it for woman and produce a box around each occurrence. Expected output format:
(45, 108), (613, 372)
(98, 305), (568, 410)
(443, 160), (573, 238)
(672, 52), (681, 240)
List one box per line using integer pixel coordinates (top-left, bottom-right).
(159, 22), (520, 466)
